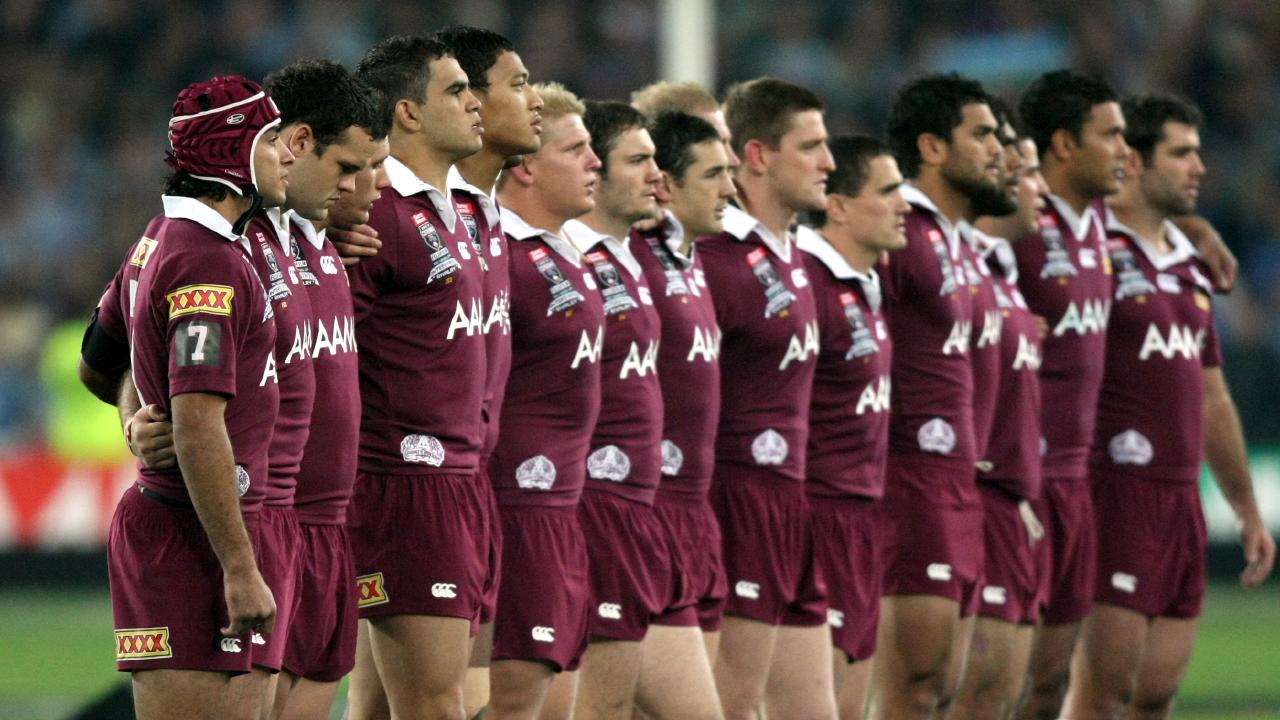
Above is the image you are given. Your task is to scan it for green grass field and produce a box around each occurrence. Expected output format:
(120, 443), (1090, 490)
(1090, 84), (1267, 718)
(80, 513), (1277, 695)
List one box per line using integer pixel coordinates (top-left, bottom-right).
(1, 583), (1276, 719)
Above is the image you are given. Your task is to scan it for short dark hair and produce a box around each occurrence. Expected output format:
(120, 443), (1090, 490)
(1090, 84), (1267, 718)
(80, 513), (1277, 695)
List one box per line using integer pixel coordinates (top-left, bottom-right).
(582, 100), (648, 176)
(1018, 69), (1118, 157)
(264, 59), (388, 152)
(811, 135), (891, 227)
(722, 77), (824, 159)
(356, 35), (450, 128)
(650, 111), (721, 181)
(887, 73), (989, 178)
(1121, 94), (1203, 165)
(430, 25), (515, 93)
(163, 171), (230, 201)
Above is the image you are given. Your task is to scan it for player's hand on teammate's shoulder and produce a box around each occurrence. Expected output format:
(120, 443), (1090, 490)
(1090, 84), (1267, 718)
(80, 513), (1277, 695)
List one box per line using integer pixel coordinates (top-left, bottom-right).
(125, 404), (176, 470)
(330, 224), (381, 266)
(1176, 216), (1237, 293)
(221, 565), (277, 637)
(1237, 513), (1276, 589)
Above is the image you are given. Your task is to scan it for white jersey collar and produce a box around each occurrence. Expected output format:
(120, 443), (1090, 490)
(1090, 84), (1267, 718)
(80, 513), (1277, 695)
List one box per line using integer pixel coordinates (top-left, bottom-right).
(1045, 192), (1098, 240)
(162, 195), (248, 251)
(447, 165), (500, 229)
(959, 222), (1018, 283)
(289, 212), (327, 251)
(499, 206), (582, 267)
(721, 203), (793, 262)
(1103, 206), (1199, 271)
(900, 183), (960, 257)
(385, 155), (459, 233)
(562, 219), (644, 280)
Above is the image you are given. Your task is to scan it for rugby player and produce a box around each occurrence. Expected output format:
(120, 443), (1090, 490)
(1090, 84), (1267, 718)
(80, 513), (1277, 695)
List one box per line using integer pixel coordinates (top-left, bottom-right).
(698, 77), (837, 720)
(1013, 70), (1128, 720)
(488, 82), (604, 720)
(1065, 94), (1275, 719)
(111, 75), (289, 720)
(795, 135), (907, 719)
(632, 81), (741, 170)
(345, 36), (491, 720)
(631, 110), (735, 713)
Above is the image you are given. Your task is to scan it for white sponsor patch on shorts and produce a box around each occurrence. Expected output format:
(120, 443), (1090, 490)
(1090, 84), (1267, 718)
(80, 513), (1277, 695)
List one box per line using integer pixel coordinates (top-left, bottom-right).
(587, 445), (631, 482)
(827, 608), (845, 628)
(751, 429), (788, 465)
(1108, 430), (1153, 466)
(926, 563), (953, 582)
(401, 434), (445, 466)
(660, 440), (683, 476)
(982, 586), (1007, 605)
(531, 626), (556, 643)
(431, 583), (458, 598)
(1111, 572), (1138, 594)
(918, 418), (957, 454)
(515, 455), (557, 490)
(734, 580), (761, 599)
(597, 602), (622, 620)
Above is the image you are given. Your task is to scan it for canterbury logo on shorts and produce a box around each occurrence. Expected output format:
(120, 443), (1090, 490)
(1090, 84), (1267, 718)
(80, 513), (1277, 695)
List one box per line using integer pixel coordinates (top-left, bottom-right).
(115, 627), (172, 660)
(356, 572), (389, 607)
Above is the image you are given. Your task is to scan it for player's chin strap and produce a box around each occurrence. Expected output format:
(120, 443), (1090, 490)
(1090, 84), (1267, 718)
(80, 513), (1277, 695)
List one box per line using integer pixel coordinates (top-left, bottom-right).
(232, 186), (263, 236)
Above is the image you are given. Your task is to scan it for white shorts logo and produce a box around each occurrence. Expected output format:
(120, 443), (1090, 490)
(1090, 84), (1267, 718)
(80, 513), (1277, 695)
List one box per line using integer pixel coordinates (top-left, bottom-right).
(587, 445), (632, 482)
(401, 434), (446, 466)
(1111, 572), (1138, 594)
(220, 637), (242, 653)
(1109, 430), (1153, 466)
(918, 418), (957, 455)
(597, 603), (622, 620)
(751, 429), (788, 466)
(531, 626), (556, 643)
(319, 255), (339, 275)
(926, 563), (953, 582)
(251, 631), (266, 646)
(235, 465), (251, 497)
(827, 608), (845, 628)
(734, 580), (761, 599)
(1079, 248), (1098, 268)
(515, 455), (557, 490)
(660, 440), (684, 476)
(431, 583), (458, 599)
(982, 586), (1007, 606)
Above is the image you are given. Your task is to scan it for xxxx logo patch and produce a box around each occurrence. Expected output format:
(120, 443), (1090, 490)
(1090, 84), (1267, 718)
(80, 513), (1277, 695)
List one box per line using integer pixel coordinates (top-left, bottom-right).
(115, 627), (172, 660)
(166, 285), (234, 319)
(356, 572), (389, 608)
(129, 236), (158, 269)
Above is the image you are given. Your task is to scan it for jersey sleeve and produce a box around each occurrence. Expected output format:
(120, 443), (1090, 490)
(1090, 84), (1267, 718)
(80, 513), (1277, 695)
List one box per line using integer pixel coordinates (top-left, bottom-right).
(161, 252), (259, 399)
(346, 196), (403, 323)
(1202, 308), (1223, 368)
(699, 240), (744, 333)
(879, 233), (917, 304)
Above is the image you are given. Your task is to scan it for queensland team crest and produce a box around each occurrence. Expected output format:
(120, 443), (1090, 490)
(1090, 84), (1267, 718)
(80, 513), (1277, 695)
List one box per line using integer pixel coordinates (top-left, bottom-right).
(1108, 238), (1156, 300)
(918, 418), (957, 454)
(235, 465), (251, 496)
(660, 440), (684, 476)
(529, 247), (585, 315)
(516, 455), (557, 490)
(400, 434), (445, 466)
(929, 230), (959, 295)
(644, 235), (691, 298)
(586, 250), (639, 316)
(839, 291), (878, 360)
(587, 445), (632, 482)
(412, 211), (461, 283)
(1108, 430), (1153, 466)
(1038, 216), (1078, 279)
(751, 428), (789, 465)
(746, 248), (796, 318)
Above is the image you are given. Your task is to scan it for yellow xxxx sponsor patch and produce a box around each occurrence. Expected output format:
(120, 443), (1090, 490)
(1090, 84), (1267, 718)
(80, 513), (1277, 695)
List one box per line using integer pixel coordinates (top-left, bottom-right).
(356, 572), (389, 608)
(166, 285), (234, 319)
(130, 236), (158, 268)
(115, 627), (172, 660)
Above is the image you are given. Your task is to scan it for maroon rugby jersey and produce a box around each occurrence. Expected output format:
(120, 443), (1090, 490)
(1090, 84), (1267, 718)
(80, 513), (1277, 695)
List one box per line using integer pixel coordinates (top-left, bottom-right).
(487, 207), (605, 508)
(97, 215), (167, 348)
(797, 226), (892, 499)
(247, 209), (316, 505)
(563, 219), (664, 505)
(130, 196), (279, 509)
(1092, 216), (1220, 483)
(291, 216), (361, 524)
(631, 214), (721, 499)
(449, 168), (511, 464)
(1013, 194), (1112, 478)
(880, 185), (976, 467)
(699, 204), (819, 484)
(348, 157), (487, 476)
(959, 223), (1004, 458)
(978, 238), (1043, 499)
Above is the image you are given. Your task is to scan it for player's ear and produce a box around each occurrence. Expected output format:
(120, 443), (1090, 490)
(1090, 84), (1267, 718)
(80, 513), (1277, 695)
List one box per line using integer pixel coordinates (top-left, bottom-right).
(825, 192), (850, 225)
(508, 155), (536, 187)
(1122, 146), (1142, 178)
(1050, 128), (1076, 163)
(394, 98), (423, 133)
(917, 132), (947, 167)
(285, 123), (312, 157)
(654, 171), (675, 204)
(742, 138), (769, 176)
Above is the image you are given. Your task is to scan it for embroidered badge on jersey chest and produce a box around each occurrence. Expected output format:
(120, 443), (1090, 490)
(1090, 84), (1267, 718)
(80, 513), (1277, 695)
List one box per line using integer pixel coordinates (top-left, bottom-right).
(644, 236), (691, 298)
(839, 292), (879, 360)
(586, 250), (639, 316)
(529, 247), (585, 316)
(746, 247), (796, 318)
(412, 211), (461, 283)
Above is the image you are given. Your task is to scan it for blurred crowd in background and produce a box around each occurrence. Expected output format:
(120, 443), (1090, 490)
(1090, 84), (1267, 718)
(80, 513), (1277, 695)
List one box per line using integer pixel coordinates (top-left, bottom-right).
(4, 0), (1279, 451)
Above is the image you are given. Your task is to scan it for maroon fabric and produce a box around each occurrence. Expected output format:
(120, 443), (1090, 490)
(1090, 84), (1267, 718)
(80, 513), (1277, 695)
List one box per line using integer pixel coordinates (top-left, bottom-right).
(801, 249), (892, 499)
(879, 456), (983, 611)
(109, 487), (263, 673)
(488, 234), (604, 508)
(347, 472), (495, 623)
(1091, 228), (1221, 483)
(246, 213), (315, 506)
(1091, 473), (1206, 619)
(978, 273), (1044, 500)
(1012, 200), (1113, 479)
(962, 237), (1004, 459)
(578, 490), (675, 640)
(1032, 476), (1097, 625)
(810, 495), (882, 661)
(348, 187), (487, 475)
(574, 238), (664, 505)
(130, 215), (278, 509)
(710, 474), (827, 627)
(476, 470), (503, 626)
(975, 485), (1040, 624)
(250, 505), (303, 671)
(282, 522), (358, 682)
(167, 76), (281, 192)
(491, 505), (591, 671)
(880, 207), (976, 468)
(632, 226), (721, 499)
(292, 231), (361, 524)
(96, 215), (167, 347)
(651, 492), (725, 630)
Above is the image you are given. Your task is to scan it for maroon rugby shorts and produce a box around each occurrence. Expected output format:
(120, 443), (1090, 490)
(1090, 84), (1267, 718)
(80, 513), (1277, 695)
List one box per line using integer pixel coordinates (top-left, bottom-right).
(652, 491), (726, 631)
(976, 484), (1040, 625)
(578, 489), (677, 641)
(1032, 475), (1096, 625)
(810, 494), (881, 661)
(282, 522), (358, 682)
(251, 505), (303, 671)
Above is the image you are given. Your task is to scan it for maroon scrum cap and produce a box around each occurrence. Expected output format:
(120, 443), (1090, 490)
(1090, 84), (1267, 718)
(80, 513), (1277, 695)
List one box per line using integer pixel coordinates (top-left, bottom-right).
(166, 75), (281, 197)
